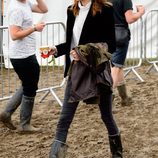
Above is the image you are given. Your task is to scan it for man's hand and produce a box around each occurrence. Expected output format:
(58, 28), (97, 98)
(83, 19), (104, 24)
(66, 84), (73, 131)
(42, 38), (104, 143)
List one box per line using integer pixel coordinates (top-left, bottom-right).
(136, 5), (145, 16)
(34, 22), (46, 32)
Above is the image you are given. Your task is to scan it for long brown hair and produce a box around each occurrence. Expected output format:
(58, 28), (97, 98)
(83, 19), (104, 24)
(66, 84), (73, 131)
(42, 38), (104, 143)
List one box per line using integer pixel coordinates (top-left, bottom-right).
(70, 0), (112, 16)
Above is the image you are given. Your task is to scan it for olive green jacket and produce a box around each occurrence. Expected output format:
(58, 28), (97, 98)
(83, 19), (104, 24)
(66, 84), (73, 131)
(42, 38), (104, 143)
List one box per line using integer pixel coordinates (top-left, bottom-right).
(68, 43), (113, 104)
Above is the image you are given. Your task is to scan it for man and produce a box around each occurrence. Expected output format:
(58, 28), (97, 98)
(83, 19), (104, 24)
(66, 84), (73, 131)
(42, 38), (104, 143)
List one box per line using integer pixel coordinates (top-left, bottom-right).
(111, 0), (145, 106)
(0, 0), (48, 133)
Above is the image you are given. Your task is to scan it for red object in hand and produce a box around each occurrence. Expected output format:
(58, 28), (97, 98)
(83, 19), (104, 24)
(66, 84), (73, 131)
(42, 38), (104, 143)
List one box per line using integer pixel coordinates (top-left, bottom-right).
(41, 51), (51, 58)
(40, 46), (52, 59)
(39, 46), (56, 64)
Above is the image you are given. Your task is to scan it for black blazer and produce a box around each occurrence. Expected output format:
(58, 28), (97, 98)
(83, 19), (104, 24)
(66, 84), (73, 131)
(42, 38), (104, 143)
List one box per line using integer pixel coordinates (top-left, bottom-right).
(56, 3), (116, 77)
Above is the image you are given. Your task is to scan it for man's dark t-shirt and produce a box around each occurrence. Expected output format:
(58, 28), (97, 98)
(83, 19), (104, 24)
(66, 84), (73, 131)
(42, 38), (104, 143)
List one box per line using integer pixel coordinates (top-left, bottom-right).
(111, 0), (133, 27)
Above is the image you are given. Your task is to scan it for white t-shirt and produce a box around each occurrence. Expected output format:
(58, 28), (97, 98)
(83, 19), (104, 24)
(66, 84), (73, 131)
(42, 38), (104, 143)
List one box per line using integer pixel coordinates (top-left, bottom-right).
(70, 1), (91, 61)
(71, 1), (91, 48)
(8, 0), (36, 59)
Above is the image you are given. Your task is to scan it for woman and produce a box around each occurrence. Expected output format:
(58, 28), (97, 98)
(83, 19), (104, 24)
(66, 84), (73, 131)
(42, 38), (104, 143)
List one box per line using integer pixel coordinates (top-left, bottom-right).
(49, 0), (123, 157)
(0, 0), (48, 133)
(110, 0), (145, 106)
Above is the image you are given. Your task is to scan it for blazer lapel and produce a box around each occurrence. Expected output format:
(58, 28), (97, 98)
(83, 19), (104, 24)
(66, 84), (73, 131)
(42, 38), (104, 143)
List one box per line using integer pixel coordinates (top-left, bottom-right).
(79, 6), (93, 44)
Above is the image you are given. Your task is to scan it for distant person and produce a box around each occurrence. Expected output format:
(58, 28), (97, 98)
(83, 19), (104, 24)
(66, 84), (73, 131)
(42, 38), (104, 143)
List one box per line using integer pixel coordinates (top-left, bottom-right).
(49, 0), (123, 158)
(110, 0), (145, 106)
(0, 0), (48, 133)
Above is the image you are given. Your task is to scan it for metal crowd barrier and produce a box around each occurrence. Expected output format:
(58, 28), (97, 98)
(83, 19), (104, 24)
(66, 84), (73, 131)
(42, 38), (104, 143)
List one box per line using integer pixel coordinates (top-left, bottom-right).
(124, 17), (144, 82)
(1, 11), (158, 104)
(0, 22), (66, 106)
(144, 9), (158, 73)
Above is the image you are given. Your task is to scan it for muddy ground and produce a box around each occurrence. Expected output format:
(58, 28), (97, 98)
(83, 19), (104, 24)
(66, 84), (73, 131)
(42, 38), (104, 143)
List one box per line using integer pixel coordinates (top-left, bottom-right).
(0, 65), (158, 158)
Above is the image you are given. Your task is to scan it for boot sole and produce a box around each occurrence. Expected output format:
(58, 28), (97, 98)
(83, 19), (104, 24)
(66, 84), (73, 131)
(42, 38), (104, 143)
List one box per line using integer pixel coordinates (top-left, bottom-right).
(121, 98), (132, 106)
(0, 114), (16, 130)
(1, 121), (17, 130)
(17, 127), (43, 134)
(17, 130), (41, 134)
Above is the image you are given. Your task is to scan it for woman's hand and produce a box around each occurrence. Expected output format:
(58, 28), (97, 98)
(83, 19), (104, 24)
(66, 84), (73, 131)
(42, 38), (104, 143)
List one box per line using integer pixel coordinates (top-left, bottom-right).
(70, 50), (80, 61)
(48, 46), (57, 56)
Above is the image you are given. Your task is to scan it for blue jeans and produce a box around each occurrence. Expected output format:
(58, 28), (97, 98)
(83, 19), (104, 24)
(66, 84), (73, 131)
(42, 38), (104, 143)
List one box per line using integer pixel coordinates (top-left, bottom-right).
(111, 42), (129, 68)
(10, 55), (40, 97)
(54, 79), (119, 142)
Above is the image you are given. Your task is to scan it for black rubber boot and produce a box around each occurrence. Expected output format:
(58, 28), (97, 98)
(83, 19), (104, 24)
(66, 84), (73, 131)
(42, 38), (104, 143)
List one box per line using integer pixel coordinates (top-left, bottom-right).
(117, 84), (132, 106)
(49, 140), (68, 158)
(18, 95), (41, 133)
(109, 134), (123, 158)
(0, 87), (23, 130)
